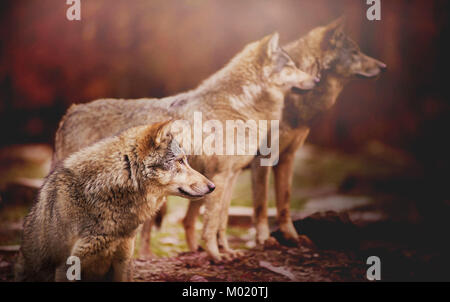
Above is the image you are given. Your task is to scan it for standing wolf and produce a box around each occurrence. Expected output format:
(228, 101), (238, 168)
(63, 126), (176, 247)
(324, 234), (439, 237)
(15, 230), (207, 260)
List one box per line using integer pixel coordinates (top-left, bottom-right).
(51, 33), (317, 260)
(248, 18), (387, 245)
(15, 121), (215, 281)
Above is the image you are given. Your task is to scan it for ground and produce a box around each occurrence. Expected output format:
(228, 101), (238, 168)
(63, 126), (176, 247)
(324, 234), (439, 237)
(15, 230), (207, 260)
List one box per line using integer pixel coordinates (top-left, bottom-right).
(133, 243), (366, 282)
(1, 142), (449, 282)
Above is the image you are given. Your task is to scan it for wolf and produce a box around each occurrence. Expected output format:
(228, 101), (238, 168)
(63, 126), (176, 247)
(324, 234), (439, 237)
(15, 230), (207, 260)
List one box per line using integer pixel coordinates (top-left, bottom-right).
(51, 32), (317, 261)
(248, 18), (387, 245)
(15, 121), (215, 281)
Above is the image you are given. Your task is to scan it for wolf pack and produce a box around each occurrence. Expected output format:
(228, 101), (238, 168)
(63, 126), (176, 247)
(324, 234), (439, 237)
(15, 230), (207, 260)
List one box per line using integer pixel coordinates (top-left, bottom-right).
(15, 18), (386, 281)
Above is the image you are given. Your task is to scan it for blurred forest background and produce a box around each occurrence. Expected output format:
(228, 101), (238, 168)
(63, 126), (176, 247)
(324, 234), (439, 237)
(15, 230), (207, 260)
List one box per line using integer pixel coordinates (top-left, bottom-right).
(1, 0), (449, 170)
(1, 0), (450, 281)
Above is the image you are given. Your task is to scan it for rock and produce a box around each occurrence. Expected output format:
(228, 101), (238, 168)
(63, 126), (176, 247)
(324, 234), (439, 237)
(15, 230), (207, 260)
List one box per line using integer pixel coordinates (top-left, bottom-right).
(271, 211), (360, 249)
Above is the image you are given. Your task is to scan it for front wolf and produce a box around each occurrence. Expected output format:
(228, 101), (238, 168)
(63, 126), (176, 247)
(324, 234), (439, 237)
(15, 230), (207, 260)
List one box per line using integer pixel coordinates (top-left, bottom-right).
(52, 32), (317, 261)
(15, 121), (214, 281)
(251, 18), (387, 245)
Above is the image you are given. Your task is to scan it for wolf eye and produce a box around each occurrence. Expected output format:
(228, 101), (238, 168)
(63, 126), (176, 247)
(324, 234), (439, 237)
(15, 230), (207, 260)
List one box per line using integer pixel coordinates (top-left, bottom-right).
(178, 158), (184, 165)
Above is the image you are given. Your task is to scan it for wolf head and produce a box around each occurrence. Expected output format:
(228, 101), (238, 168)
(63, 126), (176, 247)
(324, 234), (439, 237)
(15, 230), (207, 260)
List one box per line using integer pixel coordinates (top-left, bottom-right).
(136, 121), (215, 198)
(261, 32), (318, 91)
(299, 17), (386, 79)
(231, 32), (317, 93)
(260, 33), (318, 91)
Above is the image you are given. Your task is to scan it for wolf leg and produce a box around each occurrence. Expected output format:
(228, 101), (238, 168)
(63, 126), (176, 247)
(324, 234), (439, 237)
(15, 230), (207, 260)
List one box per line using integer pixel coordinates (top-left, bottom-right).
(15, 250), (55, 281)
(14, 251), (26, 281)
(201, 172), (230, 261)
(68, 236), (114, 281)
(251, 159), (271, 245)
(273, 128), (310, 244)
(218, 171), (243, 258)
(139, 219), (153, 258)
(55, 264), (71, 282)
(112, 237), (135, 282)
(273, 150), (298, 243)
(183, 200), (203, 251)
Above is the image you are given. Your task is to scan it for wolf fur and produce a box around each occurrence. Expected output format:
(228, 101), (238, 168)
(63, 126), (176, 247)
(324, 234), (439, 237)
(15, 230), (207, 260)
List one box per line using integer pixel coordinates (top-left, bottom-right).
(51, 33), (317, 260)
(15, 121), (214, 281)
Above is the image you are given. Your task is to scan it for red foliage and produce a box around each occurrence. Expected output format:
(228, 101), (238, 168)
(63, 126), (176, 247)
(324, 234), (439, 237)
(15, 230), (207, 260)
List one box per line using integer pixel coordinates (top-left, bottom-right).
(0, 0), (448, 157)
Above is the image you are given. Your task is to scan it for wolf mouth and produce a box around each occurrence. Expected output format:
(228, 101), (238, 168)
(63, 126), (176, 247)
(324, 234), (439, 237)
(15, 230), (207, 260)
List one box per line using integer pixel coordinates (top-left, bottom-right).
(291, 86), (312, 95)
(178, 187), (203, 198)
(356, 73), (379, 79)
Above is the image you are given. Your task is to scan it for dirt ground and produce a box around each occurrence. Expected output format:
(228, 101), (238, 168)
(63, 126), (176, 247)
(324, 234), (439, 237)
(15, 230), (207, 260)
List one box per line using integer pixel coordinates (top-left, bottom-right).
(133, 243), (366, 282)
(1, 143), (450, 282)
(132, 217), (450, 282)
(0, 235), (367, 282)
(2, 211), (450, 282)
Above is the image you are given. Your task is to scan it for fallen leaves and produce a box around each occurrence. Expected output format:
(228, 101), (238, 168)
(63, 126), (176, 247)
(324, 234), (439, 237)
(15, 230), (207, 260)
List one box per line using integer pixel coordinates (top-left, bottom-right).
(130, 245), (367, 282)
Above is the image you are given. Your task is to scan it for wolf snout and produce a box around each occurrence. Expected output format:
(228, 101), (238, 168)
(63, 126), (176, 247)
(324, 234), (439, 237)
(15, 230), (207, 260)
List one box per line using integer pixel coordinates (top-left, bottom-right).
(358, 56), (387, 78)
(301, 78), (317, 90)
(373, 60), (387, 75)
(207, 182), (215, 193)
(199, 181), (215, 195)
(177, 180), (215, 198)
(377, 61), (387, 70)
(292, 77), (317, 93)
(358, 66), (385, 78)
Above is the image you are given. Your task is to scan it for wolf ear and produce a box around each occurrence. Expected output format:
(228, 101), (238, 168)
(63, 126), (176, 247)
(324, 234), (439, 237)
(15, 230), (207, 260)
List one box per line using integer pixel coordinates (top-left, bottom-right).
(321, 16), (346, 50)
(135, 120), (173, 159)
(153, 120), (173, 146)
(138, 120), (173, 151)
(262, 32), (280, 59)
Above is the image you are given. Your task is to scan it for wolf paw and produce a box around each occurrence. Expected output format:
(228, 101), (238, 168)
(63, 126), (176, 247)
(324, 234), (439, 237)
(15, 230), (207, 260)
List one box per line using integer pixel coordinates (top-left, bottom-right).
(209, 253), (229, 264)
(255, 223), (270, 245)
(296, 235), (316, 249)
(263, 236), (281, 249)
(279, 223), (300, 246)
(208, 250), (241, 264)
(224, 248), (244, 258)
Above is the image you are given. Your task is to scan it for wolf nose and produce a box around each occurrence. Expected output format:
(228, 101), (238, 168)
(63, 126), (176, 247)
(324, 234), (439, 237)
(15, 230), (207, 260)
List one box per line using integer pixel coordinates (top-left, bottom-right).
(377, 61), (387, 70)
(302, 79), (316, 90)
(207, 182), (215, 193)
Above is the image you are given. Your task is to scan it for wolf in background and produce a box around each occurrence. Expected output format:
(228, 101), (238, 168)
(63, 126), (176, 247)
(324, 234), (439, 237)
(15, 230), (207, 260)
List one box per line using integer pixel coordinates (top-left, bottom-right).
(15, 121), (215, 281)
(51, 33), (317, 260)
(249, 18), (387, 245)
(181, 18), (386, 250)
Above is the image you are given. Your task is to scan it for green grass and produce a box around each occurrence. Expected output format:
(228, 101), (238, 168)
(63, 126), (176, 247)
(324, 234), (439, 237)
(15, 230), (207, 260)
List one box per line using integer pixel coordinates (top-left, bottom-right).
(0, 161), (47, 185)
